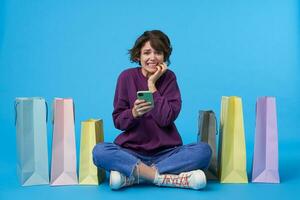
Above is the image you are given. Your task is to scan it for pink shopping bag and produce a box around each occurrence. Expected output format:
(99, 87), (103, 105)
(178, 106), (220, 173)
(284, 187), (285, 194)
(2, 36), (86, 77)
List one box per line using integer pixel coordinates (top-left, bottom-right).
(50, 98), (78, 185)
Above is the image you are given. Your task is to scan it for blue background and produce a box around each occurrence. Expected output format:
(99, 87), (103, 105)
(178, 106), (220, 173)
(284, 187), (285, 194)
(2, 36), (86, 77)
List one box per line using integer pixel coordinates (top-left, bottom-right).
(0, 0), (299, 199)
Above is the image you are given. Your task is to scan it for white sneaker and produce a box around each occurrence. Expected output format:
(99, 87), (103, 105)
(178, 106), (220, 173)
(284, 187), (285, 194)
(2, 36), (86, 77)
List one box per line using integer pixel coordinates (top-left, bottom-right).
(109, 171), (136, 190)
(154, 169), (207, 190)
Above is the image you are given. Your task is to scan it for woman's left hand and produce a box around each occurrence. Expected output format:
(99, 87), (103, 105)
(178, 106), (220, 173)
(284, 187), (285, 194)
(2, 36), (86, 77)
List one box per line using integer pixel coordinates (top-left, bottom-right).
(148, 63), (168, 92)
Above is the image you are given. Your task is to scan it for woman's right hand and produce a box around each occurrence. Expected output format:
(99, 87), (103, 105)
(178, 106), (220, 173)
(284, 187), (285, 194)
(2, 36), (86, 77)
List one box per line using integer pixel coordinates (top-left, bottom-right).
(132, 99), (153, 118)
(147, 63), (168, 92)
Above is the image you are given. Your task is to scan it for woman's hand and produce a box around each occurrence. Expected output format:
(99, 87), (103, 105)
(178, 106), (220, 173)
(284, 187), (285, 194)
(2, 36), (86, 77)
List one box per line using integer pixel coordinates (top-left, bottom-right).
(132, 99), (153, 118)
(148, 63), (168, 92)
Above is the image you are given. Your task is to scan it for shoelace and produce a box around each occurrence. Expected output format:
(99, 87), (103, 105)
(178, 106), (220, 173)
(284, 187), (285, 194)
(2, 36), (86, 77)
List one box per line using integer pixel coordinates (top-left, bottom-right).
(161, 174), (192, 187)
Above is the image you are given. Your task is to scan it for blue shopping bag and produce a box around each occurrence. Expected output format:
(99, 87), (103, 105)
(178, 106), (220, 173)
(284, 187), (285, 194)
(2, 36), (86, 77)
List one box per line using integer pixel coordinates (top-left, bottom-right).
(15, 97), (49, 186)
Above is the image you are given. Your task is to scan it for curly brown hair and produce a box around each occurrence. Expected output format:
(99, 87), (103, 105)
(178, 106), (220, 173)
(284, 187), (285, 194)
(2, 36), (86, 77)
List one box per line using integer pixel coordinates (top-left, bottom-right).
(129, 30), (172, 65)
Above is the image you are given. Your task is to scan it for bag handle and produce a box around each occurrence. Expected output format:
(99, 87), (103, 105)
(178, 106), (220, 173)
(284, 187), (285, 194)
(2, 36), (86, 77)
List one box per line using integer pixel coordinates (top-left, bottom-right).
(214, 115), (218, 135)
(45, 101), (48, 123)
(14, 101), (19, 126)
(73, 100), (75, 123)
(52, 100), (55, 124)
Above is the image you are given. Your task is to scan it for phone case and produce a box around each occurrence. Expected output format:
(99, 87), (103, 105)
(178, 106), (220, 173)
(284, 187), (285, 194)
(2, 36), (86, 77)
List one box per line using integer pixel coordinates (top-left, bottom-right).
(137, 91), (154, 106)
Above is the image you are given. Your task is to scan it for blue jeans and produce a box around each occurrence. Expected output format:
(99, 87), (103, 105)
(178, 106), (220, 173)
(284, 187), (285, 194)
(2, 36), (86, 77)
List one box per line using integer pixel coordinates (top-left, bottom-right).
(92, 142), (212, 177)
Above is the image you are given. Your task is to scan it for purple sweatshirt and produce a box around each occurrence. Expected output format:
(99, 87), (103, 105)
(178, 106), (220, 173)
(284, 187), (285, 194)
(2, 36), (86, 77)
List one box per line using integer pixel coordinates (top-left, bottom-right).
(113, 67), (183, 155)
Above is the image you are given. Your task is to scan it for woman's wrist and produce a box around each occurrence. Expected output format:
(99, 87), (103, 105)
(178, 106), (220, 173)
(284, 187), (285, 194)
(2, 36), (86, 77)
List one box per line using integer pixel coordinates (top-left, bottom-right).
(132, 108), (138, 118)
(148, 82), (157, 93)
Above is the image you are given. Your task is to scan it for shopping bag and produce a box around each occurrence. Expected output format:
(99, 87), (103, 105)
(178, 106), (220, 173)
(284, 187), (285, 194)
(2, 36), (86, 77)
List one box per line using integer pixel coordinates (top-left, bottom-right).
(198, 110), (218, 180)
(79, 119), (106, 185)
(252, 97), (280, 183)
(218, 96), (248, 183)
(50, 98), (78, 185)
(15, 97), (49, 186)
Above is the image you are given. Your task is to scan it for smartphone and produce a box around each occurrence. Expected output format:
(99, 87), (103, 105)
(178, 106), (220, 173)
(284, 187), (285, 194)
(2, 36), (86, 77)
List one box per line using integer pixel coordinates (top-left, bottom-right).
(137, 91), (154, 106)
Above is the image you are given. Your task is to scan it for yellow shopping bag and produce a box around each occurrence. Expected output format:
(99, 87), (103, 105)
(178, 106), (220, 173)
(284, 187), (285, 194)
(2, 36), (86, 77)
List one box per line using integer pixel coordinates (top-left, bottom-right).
(79, 119), (106, 185)
(218, 96), (248, 183)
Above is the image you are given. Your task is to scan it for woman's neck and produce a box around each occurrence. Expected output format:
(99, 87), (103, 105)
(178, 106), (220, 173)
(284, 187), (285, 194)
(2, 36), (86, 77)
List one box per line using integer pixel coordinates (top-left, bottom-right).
(141, 67), (151, 78)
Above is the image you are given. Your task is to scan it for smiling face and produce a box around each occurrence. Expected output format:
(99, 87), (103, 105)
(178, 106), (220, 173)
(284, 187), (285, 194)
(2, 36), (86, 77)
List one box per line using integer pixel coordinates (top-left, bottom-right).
(139, 41), (164, 77)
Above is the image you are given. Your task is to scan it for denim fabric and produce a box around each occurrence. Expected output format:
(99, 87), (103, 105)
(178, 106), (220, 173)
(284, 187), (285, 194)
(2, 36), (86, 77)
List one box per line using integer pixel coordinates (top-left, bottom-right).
(92, 142), (212, 177)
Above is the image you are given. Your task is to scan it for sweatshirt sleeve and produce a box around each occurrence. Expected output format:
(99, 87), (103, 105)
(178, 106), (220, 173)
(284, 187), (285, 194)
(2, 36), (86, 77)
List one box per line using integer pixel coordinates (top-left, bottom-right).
(150, 72), (182, 127)
(112, 71), (139, 131)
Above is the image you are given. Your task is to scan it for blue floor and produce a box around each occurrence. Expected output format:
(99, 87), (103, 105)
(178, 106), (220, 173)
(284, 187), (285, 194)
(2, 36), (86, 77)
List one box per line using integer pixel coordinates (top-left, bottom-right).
(1, 139), (299, 200)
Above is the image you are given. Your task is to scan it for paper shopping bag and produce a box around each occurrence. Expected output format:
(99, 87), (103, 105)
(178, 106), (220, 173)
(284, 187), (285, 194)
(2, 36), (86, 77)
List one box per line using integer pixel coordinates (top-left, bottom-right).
(218, 96), (248, 183)
(15, 97), (49, 186)
(50, 98), (78, 185)
(252, 97), (280, 183)
(198, 110), (218, 180)
(79, 119), (106, 185)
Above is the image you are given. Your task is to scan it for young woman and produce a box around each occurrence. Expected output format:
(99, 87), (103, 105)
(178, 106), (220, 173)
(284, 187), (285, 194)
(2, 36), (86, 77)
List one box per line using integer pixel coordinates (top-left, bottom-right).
(93, 30), (212, 190)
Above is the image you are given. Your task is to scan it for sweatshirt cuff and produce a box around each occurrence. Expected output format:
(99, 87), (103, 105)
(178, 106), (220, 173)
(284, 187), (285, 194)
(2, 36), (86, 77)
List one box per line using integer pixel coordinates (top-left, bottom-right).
(125, 108), (142, 126)
(125, 108), (136, 120)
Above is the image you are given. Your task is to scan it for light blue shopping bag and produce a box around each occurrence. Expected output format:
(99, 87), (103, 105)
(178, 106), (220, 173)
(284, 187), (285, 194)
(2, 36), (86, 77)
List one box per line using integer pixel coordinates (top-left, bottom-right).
(15, 97), (49, 186)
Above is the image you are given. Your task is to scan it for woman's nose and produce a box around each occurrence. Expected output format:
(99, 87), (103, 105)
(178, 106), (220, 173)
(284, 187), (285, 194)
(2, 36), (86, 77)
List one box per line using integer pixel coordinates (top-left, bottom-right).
(149, 53), (156, 60)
